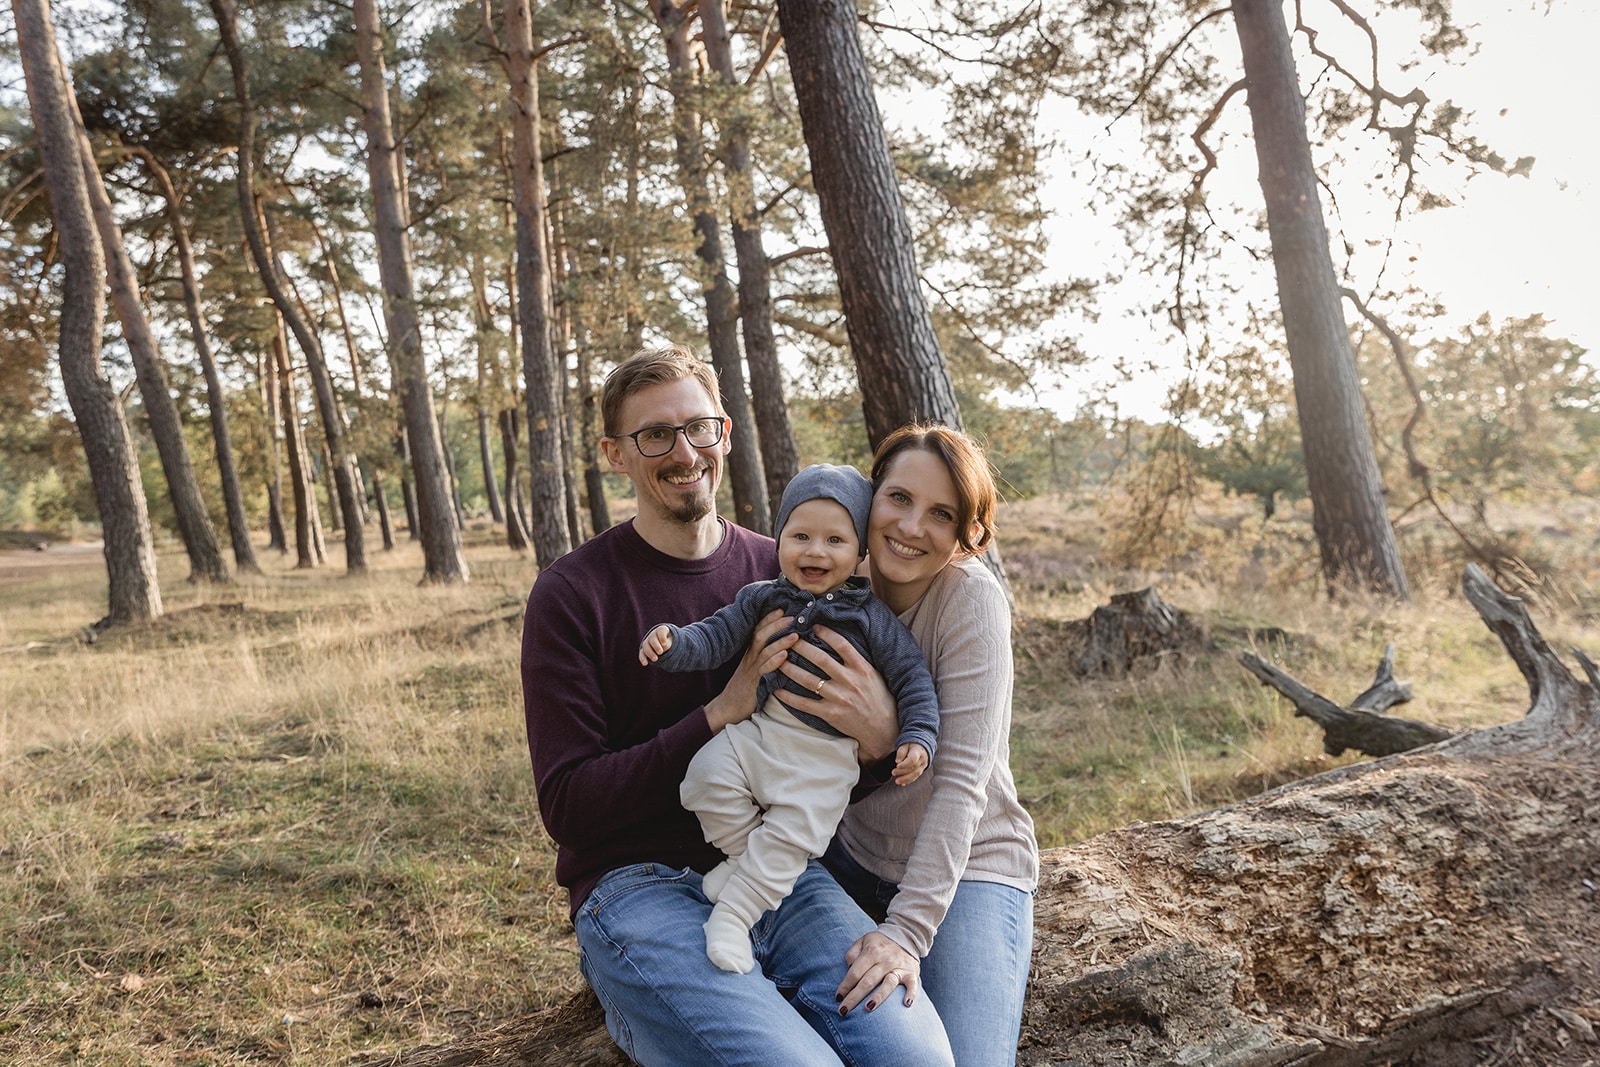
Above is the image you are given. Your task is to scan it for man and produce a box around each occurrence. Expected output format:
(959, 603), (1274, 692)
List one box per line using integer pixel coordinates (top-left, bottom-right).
(521, 345), (953, 1067)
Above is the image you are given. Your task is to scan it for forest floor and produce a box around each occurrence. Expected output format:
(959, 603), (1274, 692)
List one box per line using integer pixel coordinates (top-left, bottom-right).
(2, 491), (1598, 1066)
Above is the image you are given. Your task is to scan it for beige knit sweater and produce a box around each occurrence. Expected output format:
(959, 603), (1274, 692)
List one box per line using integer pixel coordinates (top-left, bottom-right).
(837, 556), (1040, 958)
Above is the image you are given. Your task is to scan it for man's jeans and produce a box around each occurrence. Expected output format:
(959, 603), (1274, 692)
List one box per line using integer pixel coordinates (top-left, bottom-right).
(823, 839), (1034, 1067)
(575, 860), (955, 1067)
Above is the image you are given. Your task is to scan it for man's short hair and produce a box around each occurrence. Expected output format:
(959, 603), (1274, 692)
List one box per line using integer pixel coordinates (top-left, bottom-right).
(601, 346), (725, 437)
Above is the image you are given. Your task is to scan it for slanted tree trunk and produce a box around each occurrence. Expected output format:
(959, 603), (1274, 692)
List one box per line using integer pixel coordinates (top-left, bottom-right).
(702, 0), (799, 521)
(135, 148), (260, 575)
(389, 564), (1600, 1066)
(1233, 0), (1407, 600)
(14, 0), (161, 625)
(211, 0), (366, 574)
(650, 0), (770, 534)
(1240, 643), (1457, 757)
(353, 0), (465, 582)
(73, 108), (228, 583)
(775, 0), (962, 450)
(503, 0), (572, 568)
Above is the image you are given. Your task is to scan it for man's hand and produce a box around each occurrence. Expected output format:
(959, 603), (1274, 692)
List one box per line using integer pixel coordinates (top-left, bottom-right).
(777, 626), (897, 762)
(891, 742), (928, 786)
(638, 624), (674, 666)
(703, 610), (794, 734)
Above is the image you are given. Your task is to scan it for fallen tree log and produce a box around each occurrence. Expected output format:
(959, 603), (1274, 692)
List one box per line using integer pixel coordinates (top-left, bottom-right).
(392, 566), (1600, 1066)
(1239, 643), (1457, 757)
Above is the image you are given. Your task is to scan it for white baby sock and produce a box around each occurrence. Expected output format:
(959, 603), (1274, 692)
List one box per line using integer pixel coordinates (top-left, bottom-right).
(703, 902), (754, 974)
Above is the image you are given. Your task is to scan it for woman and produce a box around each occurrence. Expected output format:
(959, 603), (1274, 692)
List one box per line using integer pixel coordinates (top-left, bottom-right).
(824, 423), (1039, 1067)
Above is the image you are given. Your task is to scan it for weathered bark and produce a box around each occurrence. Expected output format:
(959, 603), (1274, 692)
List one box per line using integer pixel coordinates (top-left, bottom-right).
(74, 111), (228, 583)
(503, 0), (572, 569)
(1240, 644), (1457, 757)
(702, 0), (800, 522)
(135, 148), (259, 575)
(1233, 0), (1408, 600)
(14, 0), (161, 625)
(651, 0), (770, 534)
(211, 0), (366, 574)
(776, 0), (962, 449)
(389, 564), (1600, 1066)
(353, 0), (464, 583)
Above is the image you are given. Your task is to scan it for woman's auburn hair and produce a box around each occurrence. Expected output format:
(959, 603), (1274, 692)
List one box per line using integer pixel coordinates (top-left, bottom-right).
(869, 422), (998, 556)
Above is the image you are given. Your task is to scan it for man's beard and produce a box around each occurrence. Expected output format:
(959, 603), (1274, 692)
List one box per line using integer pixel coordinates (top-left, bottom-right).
(659, 465), (715, 524)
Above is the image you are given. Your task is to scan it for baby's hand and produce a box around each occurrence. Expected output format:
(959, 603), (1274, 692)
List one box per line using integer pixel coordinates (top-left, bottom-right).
(892, 742), (929, 786)
(639, 625), (674, 666)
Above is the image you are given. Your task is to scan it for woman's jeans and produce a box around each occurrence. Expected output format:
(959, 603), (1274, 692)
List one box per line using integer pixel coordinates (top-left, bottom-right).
(574, 860), (955, 1067)
(823, 839), (1034, 1067)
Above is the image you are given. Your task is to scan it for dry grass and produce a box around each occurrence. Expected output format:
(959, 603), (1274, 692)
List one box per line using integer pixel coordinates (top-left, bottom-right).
(3, 500), (1596, 1064)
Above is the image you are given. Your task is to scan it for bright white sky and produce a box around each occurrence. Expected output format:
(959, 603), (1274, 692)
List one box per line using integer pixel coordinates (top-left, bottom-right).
(938, 0), (1600, 421)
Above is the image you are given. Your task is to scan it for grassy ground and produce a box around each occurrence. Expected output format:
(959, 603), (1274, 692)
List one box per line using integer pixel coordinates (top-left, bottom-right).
(2, 497), (1595, 1065)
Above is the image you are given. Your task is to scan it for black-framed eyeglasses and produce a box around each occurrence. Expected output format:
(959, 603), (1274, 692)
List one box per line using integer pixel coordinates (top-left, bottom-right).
(616, 417), (726, 457)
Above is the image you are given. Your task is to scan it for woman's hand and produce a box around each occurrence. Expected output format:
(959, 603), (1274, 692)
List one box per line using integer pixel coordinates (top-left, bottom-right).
(704, 610), (794, 734)
(776, 625), (898, 762)
(836, 931), (919, 1015)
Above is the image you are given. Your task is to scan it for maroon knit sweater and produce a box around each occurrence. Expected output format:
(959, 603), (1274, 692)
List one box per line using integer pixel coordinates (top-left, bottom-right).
(521, 518), (778, 917)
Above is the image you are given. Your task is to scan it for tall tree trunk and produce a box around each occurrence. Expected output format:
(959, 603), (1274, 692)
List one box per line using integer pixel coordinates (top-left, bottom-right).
(259, 344), (288, 553)
(398, 427), (420, 540)
(353, 0), (466, 582)
(567, 249), (611, 537)
(499, 408), (531, 552)
(547, 160), (586, 548)
(210, 0), (366, 574)
(1232, 0), (1409, 600)
(438, 409), (466, 530)
(702, 0), (799, 521)
(271, 316), (317, 569)
(652, 0), (770, 534)
(135, 148), (260, 575)
(13, 0), (162, 625)
(73, 113), (228, 583)
(504, 0), (572, 568)
(369, 465), (395, 551)
(776, 0), (962, 449)
(469, 256), (506, 525)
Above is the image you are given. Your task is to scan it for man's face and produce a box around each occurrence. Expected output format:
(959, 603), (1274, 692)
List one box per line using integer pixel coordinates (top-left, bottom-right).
(600, 378), (729, 526)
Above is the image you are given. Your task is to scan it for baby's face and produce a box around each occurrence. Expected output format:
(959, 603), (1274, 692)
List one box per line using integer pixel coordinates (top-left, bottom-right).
(778, 499), (860, 596)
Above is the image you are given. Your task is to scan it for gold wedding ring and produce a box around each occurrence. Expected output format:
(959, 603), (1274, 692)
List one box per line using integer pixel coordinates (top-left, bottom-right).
(815, 679), (827, 696)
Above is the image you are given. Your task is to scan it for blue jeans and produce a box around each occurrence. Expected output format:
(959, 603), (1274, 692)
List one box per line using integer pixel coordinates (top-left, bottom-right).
(822, 840), (1034, 1067)
(575, 860), (955, 1067)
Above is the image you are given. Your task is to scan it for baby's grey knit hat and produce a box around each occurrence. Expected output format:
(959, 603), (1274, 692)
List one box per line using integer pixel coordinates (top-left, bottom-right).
(773, 463), (873, 557)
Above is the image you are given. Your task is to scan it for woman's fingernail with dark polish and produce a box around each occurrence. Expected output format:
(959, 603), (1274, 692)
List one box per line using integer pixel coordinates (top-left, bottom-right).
(866, 1000), (877, 1012)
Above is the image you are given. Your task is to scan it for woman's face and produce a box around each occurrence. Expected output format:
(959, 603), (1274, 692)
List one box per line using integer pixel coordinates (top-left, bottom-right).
(868, 448), (966, 609)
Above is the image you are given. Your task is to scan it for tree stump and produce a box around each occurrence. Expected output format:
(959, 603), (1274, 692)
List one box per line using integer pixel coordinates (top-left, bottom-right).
(1073, 587), (1208, 678)
(390, 566), (1600, 1066)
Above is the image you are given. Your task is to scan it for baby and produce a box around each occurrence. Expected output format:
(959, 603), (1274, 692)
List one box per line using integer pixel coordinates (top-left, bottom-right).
(639, 463), (939, 973)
